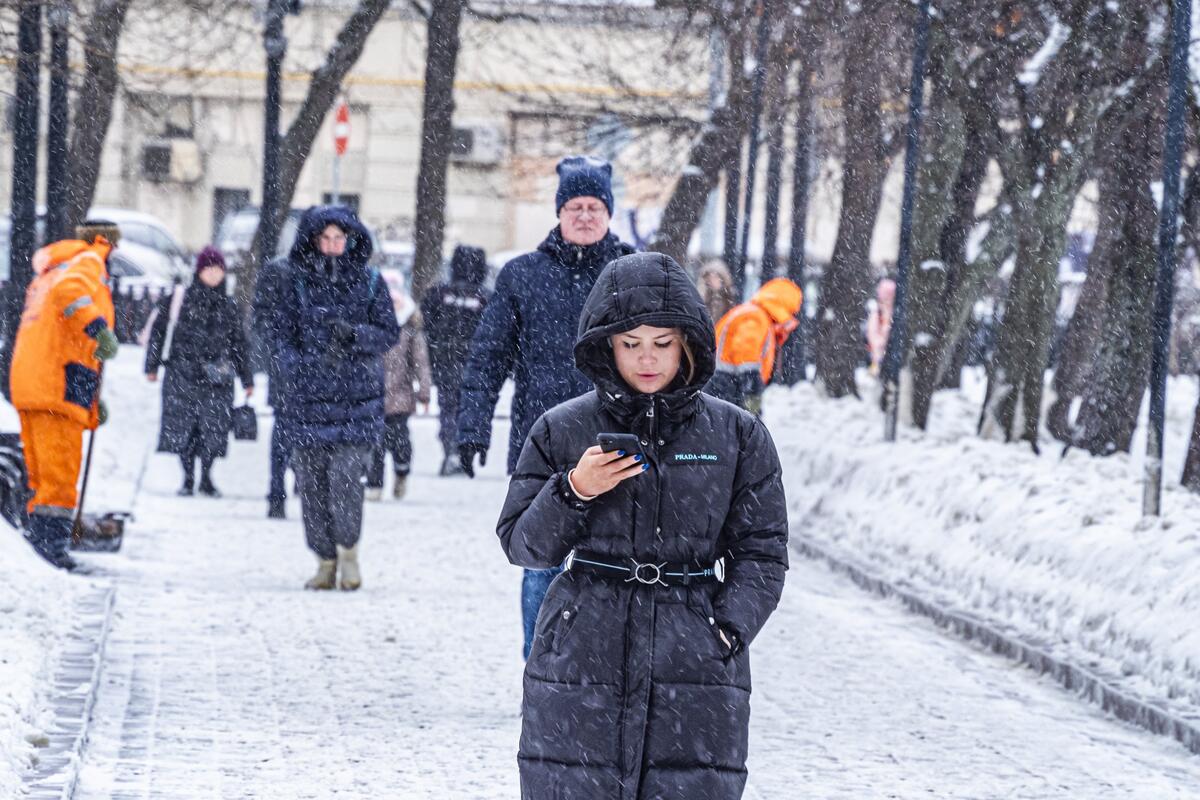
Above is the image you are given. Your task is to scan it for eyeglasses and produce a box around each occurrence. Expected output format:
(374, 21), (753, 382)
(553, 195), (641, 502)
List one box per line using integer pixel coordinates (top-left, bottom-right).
(561, 203), (607, 218)
(320, 233), (347, 244)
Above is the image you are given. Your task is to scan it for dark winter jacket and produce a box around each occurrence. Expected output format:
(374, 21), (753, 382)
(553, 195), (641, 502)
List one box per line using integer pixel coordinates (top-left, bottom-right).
(456, 227), (636, 472)
(497, 252), (789, 799)
(419, 245), (490, 389)
(255, 205), (400, 448)
(145, 281), (252, 458)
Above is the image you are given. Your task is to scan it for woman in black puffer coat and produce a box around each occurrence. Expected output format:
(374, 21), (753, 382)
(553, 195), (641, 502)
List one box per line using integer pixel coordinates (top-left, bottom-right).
(497, 252), (789, 800)
(145, 247), (253, 496)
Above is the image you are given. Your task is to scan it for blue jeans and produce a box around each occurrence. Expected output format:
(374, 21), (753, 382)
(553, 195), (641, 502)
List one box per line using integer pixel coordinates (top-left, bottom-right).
(522, 566), (563, 659)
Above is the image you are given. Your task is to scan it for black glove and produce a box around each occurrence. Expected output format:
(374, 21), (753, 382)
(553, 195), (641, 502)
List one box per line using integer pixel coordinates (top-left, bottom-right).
(458, 443), (487, 479)
(328, 318), (356, 347)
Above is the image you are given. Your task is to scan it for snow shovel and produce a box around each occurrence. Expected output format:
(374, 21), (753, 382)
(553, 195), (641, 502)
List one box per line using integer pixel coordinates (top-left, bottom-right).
(70, 369), (127, 552)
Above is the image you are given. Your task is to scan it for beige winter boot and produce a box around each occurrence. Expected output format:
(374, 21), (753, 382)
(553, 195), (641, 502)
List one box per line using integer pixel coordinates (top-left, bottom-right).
(337, 544), (361, 591)
(304, 557), (337, 590)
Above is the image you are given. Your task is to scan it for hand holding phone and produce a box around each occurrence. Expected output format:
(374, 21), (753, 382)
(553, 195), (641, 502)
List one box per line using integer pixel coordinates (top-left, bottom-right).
(569, 433), (647, 498)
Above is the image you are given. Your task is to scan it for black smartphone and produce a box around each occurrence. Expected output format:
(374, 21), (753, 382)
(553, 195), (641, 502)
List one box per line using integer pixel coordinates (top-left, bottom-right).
(597, 432), (641, 455)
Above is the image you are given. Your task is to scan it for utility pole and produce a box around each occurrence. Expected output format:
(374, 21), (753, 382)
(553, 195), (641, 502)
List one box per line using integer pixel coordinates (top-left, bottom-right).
(3, 0), (43, 399)
(45, 0), (71, 243)
(733, 0), (773, 297)
(778, 61), (813, 385)
(259, 0), (290, 267)
(882, 0), (932, 442)
(1143, 0), (1192, 516)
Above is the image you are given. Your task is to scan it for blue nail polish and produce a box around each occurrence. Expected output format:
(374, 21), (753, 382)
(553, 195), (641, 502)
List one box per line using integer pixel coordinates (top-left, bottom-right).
(641, 463), (649, 471)
(617, 450), (626, 456)
(633, 454), (642, 462)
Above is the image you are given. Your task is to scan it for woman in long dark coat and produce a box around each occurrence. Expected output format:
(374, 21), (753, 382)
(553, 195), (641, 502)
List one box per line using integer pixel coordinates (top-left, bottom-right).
(497, 252), (789, 799)
(145, 247), (253, 496)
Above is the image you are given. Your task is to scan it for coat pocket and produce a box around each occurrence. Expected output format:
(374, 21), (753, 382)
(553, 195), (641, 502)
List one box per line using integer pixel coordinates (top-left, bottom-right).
(688, 598), (734, 661)
(64, 363), (99, 409)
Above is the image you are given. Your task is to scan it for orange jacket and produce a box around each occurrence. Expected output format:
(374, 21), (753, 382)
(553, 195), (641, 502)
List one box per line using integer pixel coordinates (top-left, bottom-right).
(10, 238), (115, 428)
(714, 277), (803, 386)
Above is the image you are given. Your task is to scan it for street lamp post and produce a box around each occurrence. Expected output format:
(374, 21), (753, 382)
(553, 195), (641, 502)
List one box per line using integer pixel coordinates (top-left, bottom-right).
(1143, 0), (1192, 516)
(882, 0), (933, 442)
(733, 0), (774, 297)
(259, 0), (290, 267)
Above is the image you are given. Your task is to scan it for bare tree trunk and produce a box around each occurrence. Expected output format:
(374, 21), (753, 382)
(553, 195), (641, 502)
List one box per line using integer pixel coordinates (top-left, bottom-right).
(1069, 100), (1161, 455)
(240, 0), (392, 312)
(65, 0), (136, 234)
(410, 0), (466, 302)
(814, 16), (888, 399)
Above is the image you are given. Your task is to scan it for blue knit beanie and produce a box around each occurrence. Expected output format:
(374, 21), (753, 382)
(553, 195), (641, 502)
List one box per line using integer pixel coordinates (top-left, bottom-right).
(555, 155), (614, 216)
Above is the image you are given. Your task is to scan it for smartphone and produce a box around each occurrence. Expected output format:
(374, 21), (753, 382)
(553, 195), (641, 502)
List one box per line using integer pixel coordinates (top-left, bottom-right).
(597, 432), (641, 455)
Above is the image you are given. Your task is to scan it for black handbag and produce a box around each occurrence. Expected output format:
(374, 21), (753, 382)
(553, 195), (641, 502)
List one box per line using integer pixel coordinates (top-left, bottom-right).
(231, 405), (258, 441)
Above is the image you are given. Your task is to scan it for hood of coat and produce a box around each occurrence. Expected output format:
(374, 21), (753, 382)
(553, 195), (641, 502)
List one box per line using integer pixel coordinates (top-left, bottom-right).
(32, 239), (111, 278)
(751, 277), (803, 324)
(288, 205), (373, 275)
(575, 252), (715, 417)
(536, 225), (633, 274)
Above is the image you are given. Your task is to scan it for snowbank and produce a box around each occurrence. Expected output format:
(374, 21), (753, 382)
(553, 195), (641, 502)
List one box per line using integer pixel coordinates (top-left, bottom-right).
(0, 524), (89, 796)
(770, 370), (1200, 722)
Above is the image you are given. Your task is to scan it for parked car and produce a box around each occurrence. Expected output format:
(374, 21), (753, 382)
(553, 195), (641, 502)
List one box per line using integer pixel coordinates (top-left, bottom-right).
(216, 206), (382, 270)
(0, 206), (190, 285)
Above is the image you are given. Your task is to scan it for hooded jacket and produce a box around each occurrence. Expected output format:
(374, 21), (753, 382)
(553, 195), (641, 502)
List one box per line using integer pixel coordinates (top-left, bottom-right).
(709, 277), (802, 403)
(497, 252), (789, 799)
(419, 245), (490, 388)
(456, 226), (635, 472)
(255, 205), (400, 447)
(11, 239), (116, 428)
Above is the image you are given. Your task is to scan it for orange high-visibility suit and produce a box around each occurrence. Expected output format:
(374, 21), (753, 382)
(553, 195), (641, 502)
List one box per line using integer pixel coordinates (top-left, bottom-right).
(710, 277), (802, 410)
(11, 238), (115, 517)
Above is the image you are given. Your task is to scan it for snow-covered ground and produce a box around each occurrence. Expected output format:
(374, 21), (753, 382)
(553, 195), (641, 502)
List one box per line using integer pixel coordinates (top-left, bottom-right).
(7, 352), (1200, 796)
(6, 349), (1200, 796)
(770, 369), (1200, 725)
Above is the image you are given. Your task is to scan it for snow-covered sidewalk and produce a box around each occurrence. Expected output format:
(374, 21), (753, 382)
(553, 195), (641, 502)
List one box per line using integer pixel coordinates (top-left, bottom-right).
(770, 370), (1200, 728)
(6, 350), (1200, 797)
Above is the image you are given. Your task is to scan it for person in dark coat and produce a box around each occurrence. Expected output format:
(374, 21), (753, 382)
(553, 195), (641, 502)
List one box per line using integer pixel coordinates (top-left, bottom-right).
(254, 254), (294, 519)
(256, 205), (400, 591)
(145, 247), (253, 497)
(497, 252), (789, 800)
(419, 244), (489, 475)
(456, 155), (636, 659)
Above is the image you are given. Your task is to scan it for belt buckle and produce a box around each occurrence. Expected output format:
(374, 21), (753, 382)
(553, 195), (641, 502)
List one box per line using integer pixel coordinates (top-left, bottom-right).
(625, 560), (667, 586)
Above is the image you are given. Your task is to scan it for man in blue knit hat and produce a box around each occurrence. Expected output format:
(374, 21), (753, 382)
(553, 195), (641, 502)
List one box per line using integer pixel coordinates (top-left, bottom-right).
(457, 155), (635, 659)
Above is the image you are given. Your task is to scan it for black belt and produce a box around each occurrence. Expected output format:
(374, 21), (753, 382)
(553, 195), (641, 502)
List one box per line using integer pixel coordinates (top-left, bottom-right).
(566, 549), (723, 587)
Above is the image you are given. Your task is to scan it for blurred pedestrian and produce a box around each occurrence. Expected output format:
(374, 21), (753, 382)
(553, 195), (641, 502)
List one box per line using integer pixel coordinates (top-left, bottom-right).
(866, 277), (896, 376)
(696, 257), (737, 323)
(145, 247), (253, 497)
(367, 275), (432, 501)
(497, 252), (788, 798)
(456, 155), (635, 658)
(256, 206), (399, 591)
(420, 244), (489, 475)
(707, 277), (803, 415)
(11, 221), (121, 570)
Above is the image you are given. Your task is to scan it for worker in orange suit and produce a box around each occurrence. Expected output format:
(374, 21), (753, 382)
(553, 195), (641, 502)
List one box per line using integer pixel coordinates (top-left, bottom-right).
(10, 221), (120, 570)
(707, 276), (803, 416)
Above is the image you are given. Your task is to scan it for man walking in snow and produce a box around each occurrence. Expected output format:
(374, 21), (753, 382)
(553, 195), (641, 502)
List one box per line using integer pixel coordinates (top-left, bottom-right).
(11, 221), (121, 570)
(455, 155), (635, 658)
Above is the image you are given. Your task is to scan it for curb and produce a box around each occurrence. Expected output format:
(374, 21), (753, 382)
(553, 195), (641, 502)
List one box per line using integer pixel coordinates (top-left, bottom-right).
(22, 584), (116, 800)
(792, 534), (1200, 757)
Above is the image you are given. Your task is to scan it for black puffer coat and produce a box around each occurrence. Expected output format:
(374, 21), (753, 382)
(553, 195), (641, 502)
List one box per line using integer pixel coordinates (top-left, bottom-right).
(145, 281), (252, 459)
(497, 252), (789, 799)
(420, 244), (490, 389)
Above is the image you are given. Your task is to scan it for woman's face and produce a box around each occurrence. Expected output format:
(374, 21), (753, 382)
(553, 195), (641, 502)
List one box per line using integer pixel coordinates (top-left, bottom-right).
(611, 325), (683, 395)
(198, 265), (225, 288)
